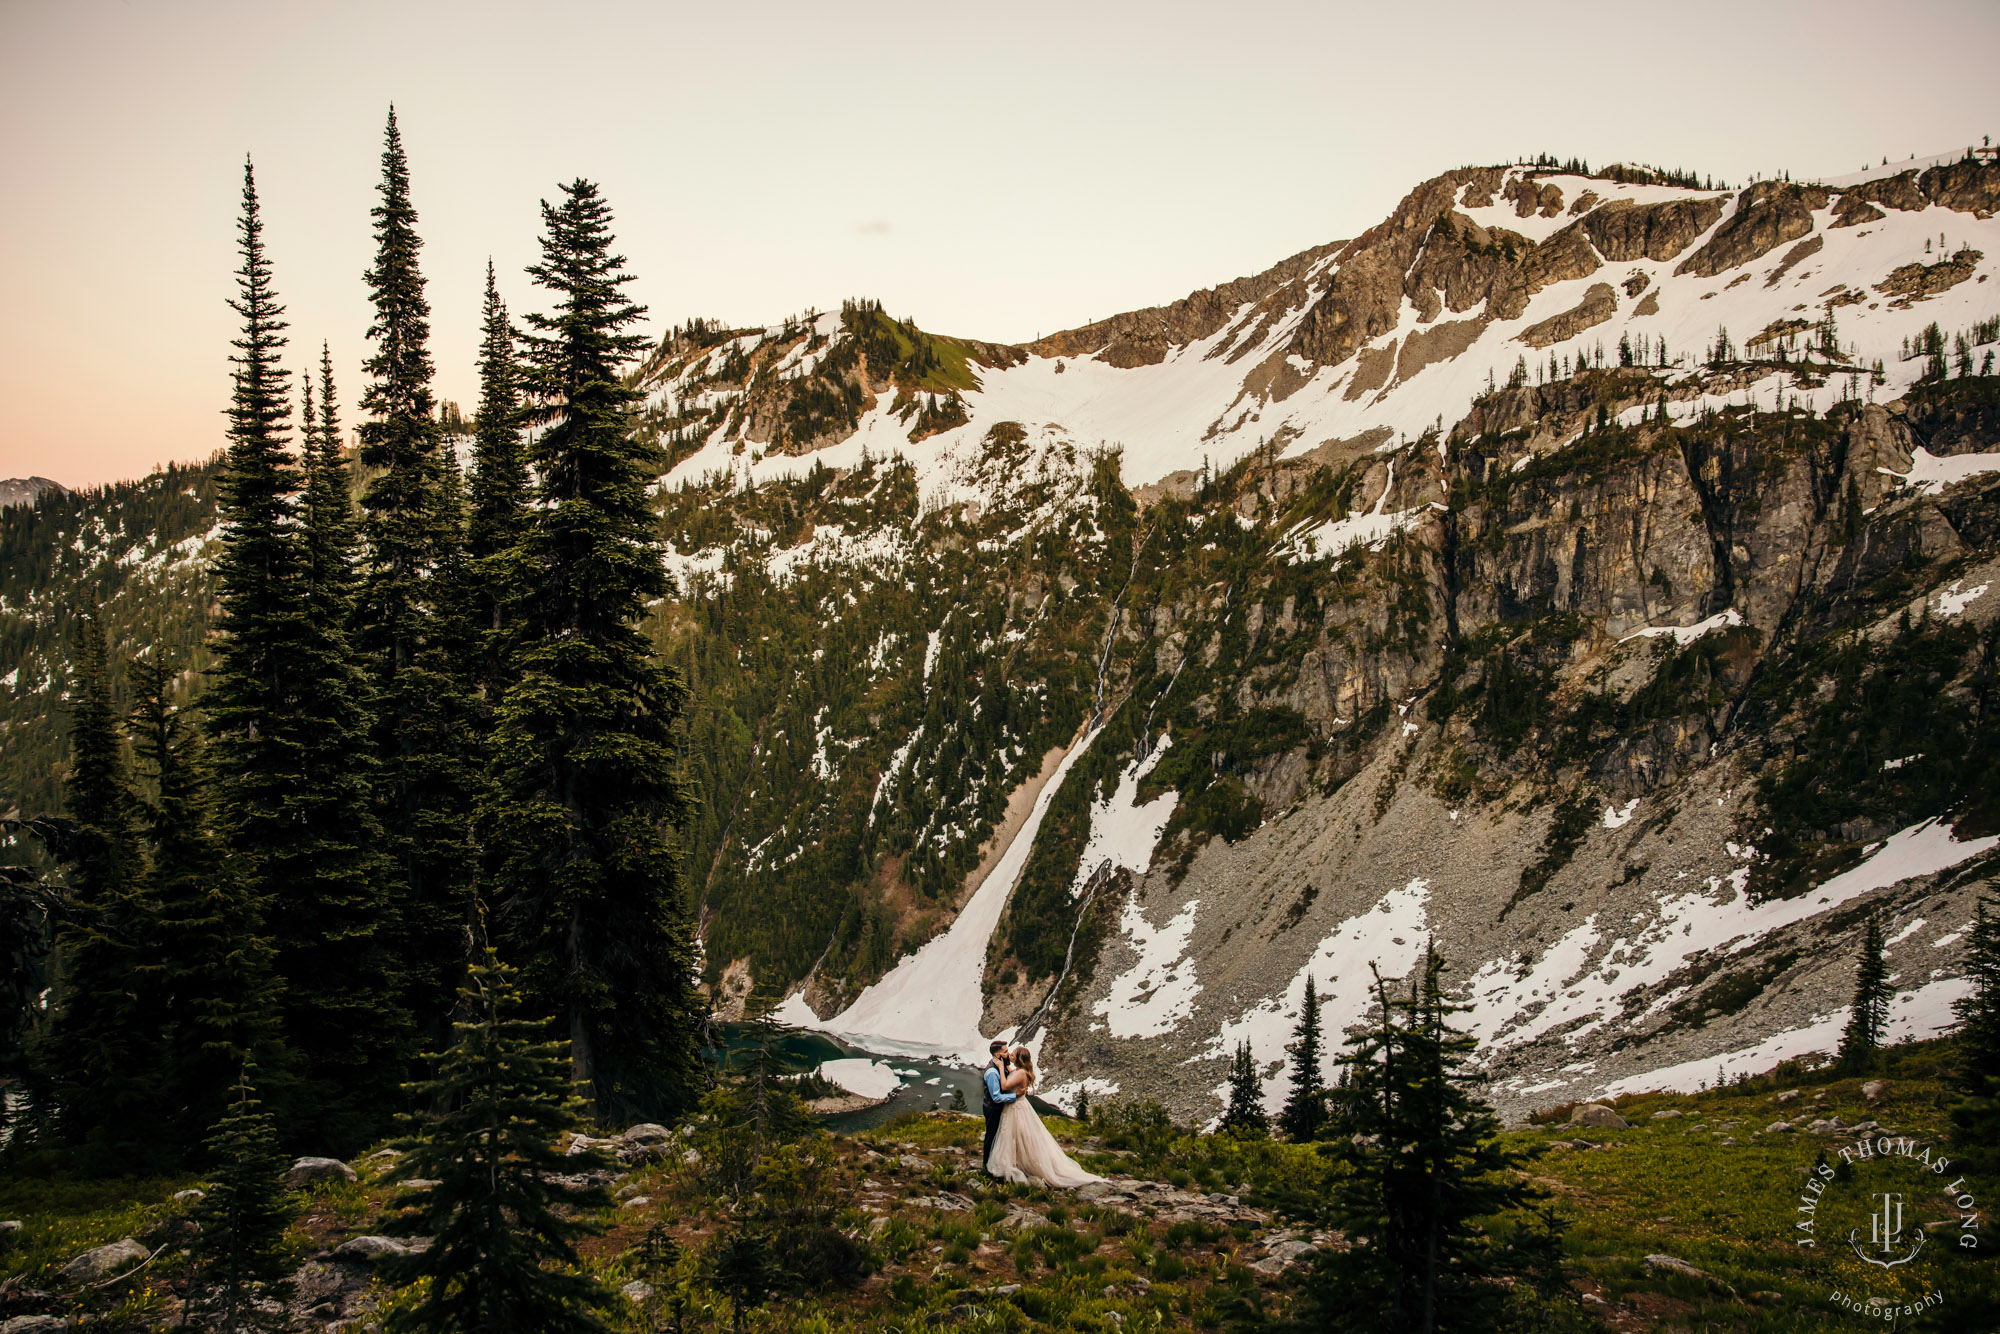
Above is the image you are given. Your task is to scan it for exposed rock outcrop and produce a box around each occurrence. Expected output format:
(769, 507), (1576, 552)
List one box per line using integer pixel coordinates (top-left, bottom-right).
(1581, 196), (1727, 262)
(1517, 283), (1618, 349)
(1676, 182), (1828, 279)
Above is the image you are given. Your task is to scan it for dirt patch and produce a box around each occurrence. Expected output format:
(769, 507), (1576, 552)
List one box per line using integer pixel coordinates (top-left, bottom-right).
(1239, 344), (1312, 404)
(1517, 283), (1618, 349)
(1394, 316), (1489, 384)
(1746, 318), (1812, 354)
(1763, 234), (1824, 286)
(1875, 247), (1984, 307)
(1342, 339), (1399, 400)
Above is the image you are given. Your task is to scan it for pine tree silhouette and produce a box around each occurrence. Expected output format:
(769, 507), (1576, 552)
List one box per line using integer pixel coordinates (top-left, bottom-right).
(1279, 976), (1327, 1141)
(188, 1058), (296, 1331)
(385, 948), (611, 1334)
(49, 613), (161, 1172)
(1949, 895), (2000, 1171)
(1839, 916), (1889, 1072)
(1221, 1040), (1269, 1133)
(130, 657), (281, 1159)
(487, 178), (705, 1123)
(1303, 947), (1543, 1332)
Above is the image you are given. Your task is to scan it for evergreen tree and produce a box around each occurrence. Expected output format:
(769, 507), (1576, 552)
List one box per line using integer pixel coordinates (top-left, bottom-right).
(130, 658), (281, 1159)
(208, 159), (405, 1151)
(1279, 976), (1327, 1141)
(1221, 1039), (1269, 1133)
(188, 1058), (296, 1331)
(48, 614), (161, 1172)
(1949, 895), (2000, 1172)
(354, 108), (481, 1050)
(357, 105), (445, 676)
(1302, 948), (1543, 1333)
(1838, 916), (1889, 1072)
(303, 343), (362, 621)
(384, 949), (611, 1334)
(487, 179), (705, 1121)
(468, 259), (529, 652)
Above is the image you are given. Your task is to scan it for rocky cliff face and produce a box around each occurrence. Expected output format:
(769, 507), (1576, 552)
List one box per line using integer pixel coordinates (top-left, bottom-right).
(8, 150), (2000, 1124)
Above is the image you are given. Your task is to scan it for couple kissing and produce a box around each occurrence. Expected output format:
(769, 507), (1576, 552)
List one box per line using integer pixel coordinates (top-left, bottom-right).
(979, 1038), (1102, 1188)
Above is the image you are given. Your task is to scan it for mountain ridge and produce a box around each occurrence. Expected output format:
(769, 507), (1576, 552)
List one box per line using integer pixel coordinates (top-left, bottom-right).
(5, 146), (2000, 1126)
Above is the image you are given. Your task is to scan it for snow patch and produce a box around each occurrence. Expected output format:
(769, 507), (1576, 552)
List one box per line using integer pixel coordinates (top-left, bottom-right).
(1937, 580), (1990, 617)
(1203, 878), (1432, 1109)
(817, 1058), (903, 1100)
(1603, 798), (1639, 829)
(1620, 608), (1744, 646)
(808, 728), (1102, 1059)
(1599, 977), (1972, 1098)
(1072, 738), (1177, 894)
(1275, 461), (1437, 566)
(1887, 448), (2000, 497)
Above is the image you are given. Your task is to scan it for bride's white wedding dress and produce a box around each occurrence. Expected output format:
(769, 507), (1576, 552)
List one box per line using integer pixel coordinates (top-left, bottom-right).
(986, 1094), (1103, 1188)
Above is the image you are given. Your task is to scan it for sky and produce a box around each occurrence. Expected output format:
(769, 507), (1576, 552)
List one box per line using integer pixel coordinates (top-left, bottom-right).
(2, 0), (1997, 489)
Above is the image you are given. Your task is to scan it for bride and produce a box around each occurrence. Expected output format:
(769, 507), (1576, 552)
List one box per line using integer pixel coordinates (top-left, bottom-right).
(985, 1046), (1104, 1188)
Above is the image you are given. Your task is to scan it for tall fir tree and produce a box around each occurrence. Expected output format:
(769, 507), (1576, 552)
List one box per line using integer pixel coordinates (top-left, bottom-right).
(188, 1059), (296, 1331)
(1304, 949), (1543, 1333)
(1221, 1040), (1269, 1133)
(487, 179), (705, 1121)
(384, 950), (611, 1334)
(1279, 975), (1327, 1141)
(467, 259), (529, 660)
(354, 108), (480, 1048)
(208, 161), (404, 1152)
(357, 105), (445, 671)
(1949, 895), (2000, 1172)
(130, 658), (281, 1160)
(303, 343), (362, 621)
(1838, 916), (1889, 1072)
(49, 614), (163, 1172)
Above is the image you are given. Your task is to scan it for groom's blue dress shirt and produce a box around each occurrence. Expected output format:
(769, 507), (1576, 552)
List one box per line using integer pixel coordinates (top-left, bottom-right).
(984, 1066), (1017, 1104)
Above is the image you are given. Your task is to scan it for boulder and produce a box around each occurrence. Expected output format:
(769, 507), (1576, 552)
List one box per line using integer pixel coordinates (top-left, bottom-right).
(57, 1237), (150, 1284)
(399, 1178), (441, 1190)
(1565, 1104), (1630, 1130)
(1650, 1109), (1683, 1120)
(1, 1318), (69, 1333)
(1646, 1253), (1735, 1294)
(1645, 1253), (1709, 1280)
(171, 1189), (204, 1204)
(284, 1157), (357, 1189)
(333, 1236), (409, 1263)
(1767, 1121), (1798, 1134)
(1863, 1079), (1889, 1102)
(620, 1197), (653, 1210)
(620, 1123), (673, 1143)
(622, 1280), (655, 1303)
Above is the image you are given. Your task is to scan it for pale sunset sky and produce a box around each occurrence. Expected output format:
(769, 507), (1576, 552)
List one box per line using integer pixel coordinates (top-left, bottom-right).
(3, 0), (1996, 488)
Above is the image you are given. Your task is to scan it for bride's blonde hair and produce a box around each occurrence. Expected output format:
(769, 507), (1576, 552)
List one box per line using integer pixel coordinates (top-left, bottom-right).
(1011, 1046), (1036, 1089)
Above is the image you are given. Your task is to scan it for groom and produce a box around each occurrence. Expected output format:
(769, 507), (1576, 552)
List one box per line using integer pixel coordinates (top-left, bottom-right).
(981, 1038), (1017, 1169)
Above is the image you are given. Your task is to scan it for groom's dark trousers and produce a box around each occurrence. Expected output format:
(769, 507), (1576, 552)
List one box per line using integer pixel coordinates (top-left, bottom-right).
(981, 1062), (1004, 1167)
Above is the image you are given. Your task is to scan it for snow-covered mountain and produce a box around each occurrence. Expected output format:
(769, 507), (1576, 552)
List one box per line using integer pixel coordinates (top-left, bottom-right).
(645, 148), (2000, 1121)
(7, 147), (2000, 1123)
